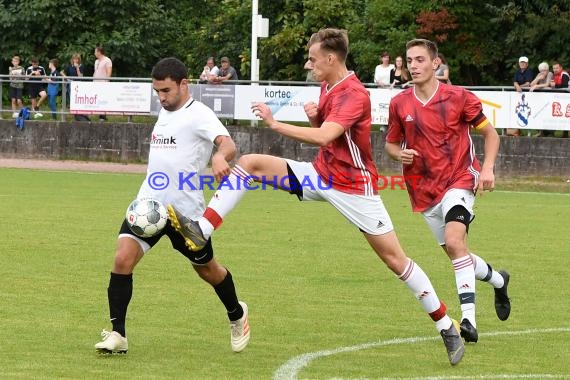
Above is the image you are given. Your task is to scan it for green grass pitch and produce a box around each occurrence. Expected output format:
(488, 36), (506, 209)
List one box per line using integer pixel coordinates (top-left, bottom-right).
(1, 167), (569, 379)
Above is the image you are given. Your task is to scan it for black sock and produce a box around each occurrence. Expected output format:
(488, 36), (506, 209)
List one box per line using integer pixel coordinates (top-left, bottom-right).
(107, 272), (133, 337)
(213, 270), (243, 321)
(482, 263), (493, 282)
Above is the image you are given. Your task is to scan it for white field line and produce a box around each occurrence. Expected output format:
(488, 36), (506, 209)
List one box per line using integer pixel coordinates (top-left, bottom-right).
(273, 327), (570, 380)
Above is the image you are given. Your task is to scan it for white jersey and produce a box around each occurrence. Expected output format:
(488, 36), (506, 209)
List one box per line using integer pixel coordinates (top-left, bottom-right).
(137, 97), (230, 219)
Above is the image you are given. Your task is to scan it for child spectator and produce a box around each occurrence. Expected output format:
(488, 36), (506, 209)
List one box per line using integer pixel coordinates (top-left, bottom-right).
(47, 59), (61, 120)
(26, 57), (48, 118)
(9, 55), (25, 118)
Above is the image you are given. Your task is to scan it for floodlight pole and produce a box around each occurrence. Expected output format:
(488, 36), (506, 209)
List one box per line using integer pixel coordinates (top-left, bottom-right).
(251, 0), (259, 84)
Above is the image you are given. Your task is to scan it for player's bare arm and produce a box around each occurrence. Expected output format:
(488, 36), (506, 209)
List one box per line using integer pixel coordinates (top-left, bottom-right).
(251, 102), (344, 146)
(385, 142), (420, 165)
(211, 135), (236, 182)
(474, 122), (500, 193)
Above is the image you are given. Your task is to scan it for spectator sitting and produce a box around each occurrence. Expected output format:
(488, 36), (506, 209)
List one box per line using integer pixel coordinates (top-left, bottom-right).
(199, 57), (219, 83)
(513, 56), (533, 92)
(435, 53), (451, 84)
(25, 57), (48, 118)
(529, 62), (553, 92)
(211, 57), (238, 84)
(374, 51), (394, 88)
(390, 56), (411, 88)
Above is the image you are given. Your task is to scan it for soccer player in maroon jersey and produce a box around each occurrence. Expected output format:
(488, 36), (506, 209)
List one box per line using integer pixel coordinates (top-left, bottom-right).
(169, 28), (465, 365)
(385, 39), (510, 343)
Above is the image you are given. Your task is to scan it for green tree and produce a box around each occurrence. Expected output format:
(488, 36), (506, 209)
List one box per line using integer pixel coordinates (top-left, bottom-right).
(0, 0), (175, 77)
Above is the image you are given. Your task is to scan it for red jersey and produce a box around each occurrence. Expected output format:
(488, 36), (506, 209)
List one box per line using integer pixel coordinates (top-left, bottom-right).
(386, 83), (488, 211)
(312, 72), (378, 196)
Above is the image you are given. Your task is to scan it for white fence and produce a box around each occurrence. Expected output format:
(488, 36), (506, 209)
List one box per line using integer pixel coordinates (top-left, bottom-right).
(2, 75), (570, 131)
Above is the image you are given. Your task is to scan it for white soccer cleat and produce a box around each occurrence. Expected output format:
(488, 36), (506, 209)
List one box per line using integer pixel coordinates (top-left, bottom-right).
(95, 330), (128, 354)
(230, 301), (250, 352)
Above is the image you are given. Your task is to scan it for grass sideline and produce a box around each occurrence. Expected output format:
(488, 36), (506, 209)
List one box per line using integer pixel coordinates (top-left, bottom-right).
(1, 167), (569, 379)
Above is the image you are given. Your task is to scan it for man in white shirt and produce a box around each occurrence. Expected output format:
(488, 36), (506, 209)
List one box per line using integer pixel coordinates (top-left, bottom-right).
(374, 51), (394, 87)
(94, 46), (113, 121)
(94, 57), (250, 355)
(199, 57), (219, 83)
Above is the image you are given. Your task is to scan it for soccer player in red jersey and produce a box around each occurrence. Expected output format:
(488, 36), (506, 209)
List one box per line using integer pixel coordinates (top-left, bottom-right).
(169, 28), (465, 365)
(385, 39), (511, 343)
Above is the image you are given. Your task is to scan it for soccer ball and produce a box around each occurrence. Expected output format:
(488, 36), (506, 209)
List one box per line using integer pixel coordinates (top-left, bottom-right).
(125, 198), (168, 238)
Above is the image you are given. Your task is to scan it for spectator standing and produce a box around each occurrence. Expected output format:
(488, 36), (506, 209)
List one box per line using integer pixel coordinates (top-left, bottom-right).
(550, 62), (570, 137)
(374, 51), (394, 88)
(509, 56), (534, 135)
(9, 55), (25, 118)
(212, 57), (238, 84)
(46, 59), (61, 120)
(550, 61), (569, 89)
(199, 57), (219, 83)
(61, 54), (90, 122)
(25, 57), (48, 118)
(530, 62), (554, 137)
(94, 46), (113, 121)
(529, 62), (553, 92)
(390, 55), (411, 88)
(513, 56), (533, 92)
(435, 53), (451, 84)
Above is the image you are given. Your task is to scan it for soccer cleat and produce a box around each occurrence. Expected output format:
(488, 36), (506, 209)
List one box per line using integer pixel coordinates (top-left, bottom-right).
(95, 330), (128, 354)
(440, 319), (465, 365)
(230, 301), (250, 352)
(494, 270), (511, 321)
(166, 204), (207, 251)
(460, 318), (478, 343)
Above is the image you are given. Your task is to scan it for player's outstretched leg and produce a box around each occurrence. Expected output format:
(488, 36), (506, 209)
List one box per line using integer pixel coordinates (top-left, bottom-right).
(167, 204), (207, 251)
(95, 330), (128, 354)
(494, 270), (511, 321)
(230, 301), (250, 352)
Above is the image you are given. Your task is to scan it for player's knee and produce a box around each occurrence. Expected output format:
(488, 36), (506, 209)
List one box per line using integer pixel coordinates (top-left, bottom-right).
(236, 154), (256, 173)
(444, 205), (471, 227)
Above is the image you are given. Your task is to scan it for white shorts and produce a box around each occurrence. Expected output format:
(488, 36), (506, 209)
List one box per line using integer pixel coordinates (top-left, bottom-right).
(421, 188), (475, 245)
(285, 160), (394, 235)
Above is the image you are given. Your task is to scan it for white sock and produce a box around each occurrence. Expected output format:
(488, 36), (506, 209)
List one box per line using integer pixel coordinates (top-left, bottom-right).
(471, 252), (505, 288)
(452, 255), (476, 326)
(398, 259), (449, 331)
(199, 165), (253, 239)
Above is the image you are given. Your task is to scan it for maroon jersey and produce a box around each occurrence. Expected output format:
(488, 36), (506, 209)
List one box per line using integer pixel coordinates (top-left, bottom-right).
(312, 73), (378, 196)
(386, 83), (488, 211)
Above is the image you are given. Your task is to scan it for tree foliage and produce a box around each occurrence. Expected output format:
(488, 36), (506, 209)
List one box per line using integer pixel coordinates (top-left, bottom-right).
(1, 0), (570, 85)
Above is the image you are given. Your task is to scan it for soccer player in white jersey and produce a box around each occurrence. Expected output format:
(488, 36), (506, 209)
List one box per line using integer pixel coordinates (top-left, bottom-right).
(168, 28), (464, 365)
(94, 57), (250, 354)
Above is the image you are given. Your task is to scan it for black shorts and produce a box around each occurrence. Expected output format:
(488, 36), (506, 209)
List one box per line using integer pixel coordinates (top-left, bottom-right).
(28, 85), (46, 98)
(10, 87), (23, 100)
(118, 219), (214, 265)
